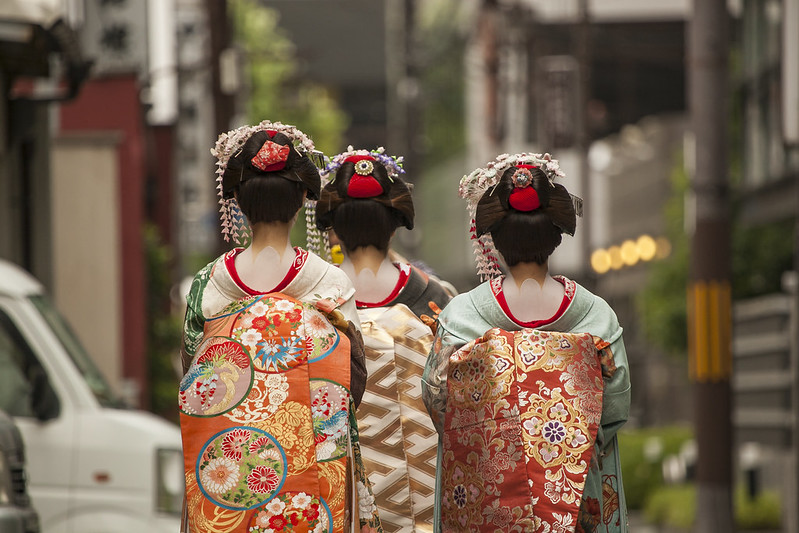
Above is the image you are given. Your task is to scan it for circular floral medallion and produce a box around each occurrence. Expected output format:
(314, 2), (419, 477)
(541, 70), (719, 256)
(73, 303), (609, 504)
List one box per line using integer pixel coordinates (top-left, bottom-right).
(179, 336), (253, 416)
(354, 159), (374, 176)
(230, 296), (307, 372)
(309, 380), (350, 462)
(248, 492), (332, 533)
(196, 427), (286, 510)
(302, 307), (340, 363)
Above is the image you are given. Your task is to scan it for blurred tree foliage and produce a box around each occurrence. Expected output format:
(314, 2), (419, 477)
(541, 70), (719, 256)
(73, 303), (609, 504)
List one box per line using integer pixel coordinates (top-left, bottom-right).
(229, 0), (353, 247)
(636, 157), (691, 357)
(229, 0), (349, 156)
(145, 224), (182, 422)
(417, 0), (469, 164)
(636, 155), (796, 358)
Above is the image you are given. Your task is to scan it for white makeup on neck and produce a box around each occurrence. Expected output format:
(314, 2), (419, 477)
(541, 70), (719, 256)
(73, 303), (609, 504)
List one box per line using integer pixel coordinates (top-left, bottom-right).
(502, 272), (564, 323)
(340, 257), (400, 304)
(235, 244), (296, 292)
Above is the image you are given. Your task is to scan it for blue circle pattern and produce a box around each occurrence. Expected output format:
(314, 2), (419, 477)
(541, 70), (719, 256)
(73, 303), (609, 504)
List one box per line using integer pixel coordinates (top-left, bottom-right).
(195, 426), (287, 511)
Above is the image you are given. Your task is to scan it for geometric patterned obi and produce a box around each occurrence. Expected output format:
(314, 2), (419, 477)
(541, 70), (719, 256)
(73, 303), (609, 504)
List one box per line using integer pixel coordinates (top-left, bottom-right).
(442, 328), (604, 533)
(179, 293), (353, 533)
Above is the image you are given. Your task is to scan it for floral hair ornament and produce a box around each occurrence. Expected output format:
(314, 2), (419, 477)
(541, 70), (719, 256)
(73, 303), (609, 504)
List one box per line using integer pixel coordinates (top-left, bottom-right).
(508, 166), (540, 212)
(343, 155), (384, 198)
(458, 152), (583, 281)
(212, 120), (319, 246)
(250, 140), (290, 172)
(323, 146), (404, 183)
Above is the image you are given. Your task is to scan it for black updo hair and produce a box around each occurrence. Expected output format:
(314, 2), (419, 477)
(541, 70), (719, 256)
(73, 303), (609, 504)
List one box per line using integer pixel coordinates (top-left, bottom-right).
(331, 199), (400, 253)
(476, 165), (576, 266)
(222, 130), (321, 224)
(316, 157), (414, 252)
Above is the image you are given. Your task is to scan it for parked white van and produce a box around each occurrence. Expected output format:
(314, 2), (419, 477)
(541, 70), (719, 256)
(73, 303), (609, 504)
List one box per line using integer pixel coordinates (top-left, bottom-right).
(0, 259), (183, 533)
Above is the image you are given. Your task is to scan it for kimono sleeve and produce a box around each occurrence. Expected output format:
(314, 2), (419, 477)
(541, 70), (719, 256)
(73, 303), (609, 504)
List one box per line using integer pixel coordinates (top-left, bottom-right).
(180, 262), (214, 374)
(596, 332), (631, 452)
(338, 297), (367, 407)
(421, 322), (463, 435)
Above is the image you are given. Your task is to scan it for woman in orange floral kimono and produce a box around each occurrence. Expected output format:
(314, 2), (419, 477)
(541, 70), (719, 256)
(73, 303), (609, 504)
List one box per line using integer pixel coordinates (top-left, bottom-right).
(422, 153), (630, 533)
(178, 121), (381, 533)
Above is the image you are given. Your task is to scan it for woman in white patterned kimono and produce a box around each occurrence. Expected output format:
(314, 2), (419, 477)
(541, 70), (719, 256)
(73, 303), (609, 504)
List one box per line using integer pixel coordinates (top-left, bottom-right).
(315, 148), (450, 532)
(422, 153), (631, 533)
(179, 122), (381, 533)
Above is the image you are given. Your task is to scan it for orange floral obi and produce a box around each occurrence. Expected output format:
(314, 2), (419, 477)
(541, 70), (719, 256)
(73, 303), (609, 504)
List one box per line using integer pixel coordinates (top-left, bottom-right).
(179, 293), (353, 533)
(441, 328), (604, 532)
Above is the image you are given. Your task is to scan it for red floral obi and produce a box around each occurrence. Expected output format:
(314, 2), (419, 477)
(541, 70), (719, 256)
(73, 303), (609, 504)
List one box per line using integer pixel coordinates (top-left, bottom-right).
(441, 328), (605, 532)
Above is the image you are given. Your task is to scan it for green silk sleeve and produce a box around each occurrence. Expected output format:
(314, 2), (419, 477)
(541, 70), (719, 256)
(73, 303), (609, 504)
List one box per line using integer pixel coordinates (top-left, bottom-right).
(180, 260), (215, 373)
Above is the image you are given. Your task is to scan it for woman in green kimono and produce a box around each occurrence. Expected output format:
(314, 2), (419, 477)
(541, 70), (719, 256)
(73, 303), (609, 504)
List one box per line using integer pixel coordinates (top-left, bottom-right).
(422, 153), (631, 533)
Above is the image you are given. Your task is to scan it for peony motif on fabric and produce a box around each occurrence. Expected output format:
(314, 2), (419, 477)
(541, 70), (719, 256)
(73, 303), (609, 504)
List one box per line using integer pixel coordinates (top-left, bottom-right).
(196, 427), (286, 510)
(442, 329), (604, 532)
(447, 328), (515, 429)
(303, 307), (340, 362)
(229, 296), (307, 372)
(248, 492), (332, 533)
(178, 288), (378, 533)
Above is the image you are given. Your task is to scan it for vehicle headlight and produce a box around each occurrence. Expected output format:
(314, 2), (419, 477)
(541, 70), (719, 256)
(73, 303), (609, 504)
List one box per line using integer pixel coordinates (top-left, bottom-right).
(155, 448), (184, 515)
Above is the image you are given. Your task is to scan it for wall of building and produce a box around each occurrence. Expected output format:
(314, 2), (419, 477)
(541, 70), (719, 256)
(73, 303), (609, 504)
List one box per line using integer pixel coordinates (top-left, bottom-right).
(58, 74), (149, 407)
(51, 134), (124, 392)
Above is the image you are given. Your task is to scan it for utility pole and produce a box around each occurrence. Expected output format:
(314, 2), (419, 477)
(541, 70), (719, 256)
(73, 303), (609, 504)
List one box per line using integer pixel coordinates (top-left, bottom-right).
(576, 0), (592, 285)
(387, 0), (422, 257)
(205, 0), (235, 256)
(687, 0), (733, 531)
(480, 0), (500, 152)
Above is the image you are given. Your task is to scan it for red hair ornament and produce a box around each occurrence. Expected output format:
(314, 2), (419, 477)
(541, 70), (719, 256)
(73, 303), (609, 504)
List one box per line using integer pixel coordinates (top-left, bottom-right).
(251, 138), (289, 171)
(508, 167), (540, 211)
(344, 155), (383, 198)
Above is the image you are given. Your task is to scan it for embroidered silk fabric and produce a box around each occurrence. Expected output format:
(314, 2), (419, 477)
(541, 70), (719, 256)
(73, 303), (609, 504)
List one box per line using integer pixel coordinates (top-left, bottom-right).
(180, 293), (361, 532)
(441, 328), (604, 532)
(423, 277), (630, 533)
(180, 251), (381, 532)
(356, 305), (438, 532)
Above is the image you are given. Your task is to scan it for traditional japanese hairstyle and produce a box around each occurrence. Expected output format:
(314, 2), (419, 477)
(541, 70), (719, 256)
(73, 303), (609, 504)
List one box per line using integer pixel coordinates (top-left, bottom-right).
(459, 152), (583, 280)
(314, 147), (414, 253)
(212, 120), (324, 246)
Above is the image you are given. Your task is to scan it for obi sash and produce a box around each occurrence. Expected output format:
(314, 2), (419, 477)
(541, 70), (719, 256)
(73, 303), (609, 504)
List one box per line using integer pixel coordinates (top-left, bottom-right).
(179, 293), (353, 533)
(441, 328), (604, 533)
(356, 305), (437, 532)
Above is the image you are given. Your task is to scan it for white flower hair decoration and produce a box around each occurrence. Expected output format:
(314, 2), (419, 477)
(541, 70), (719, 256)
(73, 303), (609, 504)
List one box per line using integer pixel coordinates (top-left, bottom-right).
(211, 120), (321, 247)
(458, 152), (582, 281)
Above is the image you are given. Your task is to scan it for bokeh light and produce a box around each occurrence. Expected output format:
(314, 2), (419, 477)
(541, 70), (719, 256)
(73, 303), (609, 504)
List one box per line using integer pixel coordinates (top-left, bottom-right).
(591, 234), (671, 274)
(620, 239), (639, 266)
(637, 234), (657, 261)
(608, 245), (624, 270)
(591, 249), (612, 274)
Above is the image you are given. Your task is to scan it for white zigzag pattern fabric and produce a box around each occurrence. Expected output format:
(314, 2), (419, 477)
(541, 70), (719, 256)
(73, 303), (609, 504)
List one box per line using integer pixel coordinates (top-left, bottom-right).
(356, 305), (438, 533)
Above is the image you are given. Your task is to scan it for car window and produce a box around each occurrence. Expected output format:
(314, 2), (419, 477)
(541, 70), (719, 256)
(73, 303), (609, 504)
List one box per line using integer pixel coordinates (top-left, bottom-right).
(0, 310), (42, 417)
(28, 295), (124, 409)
